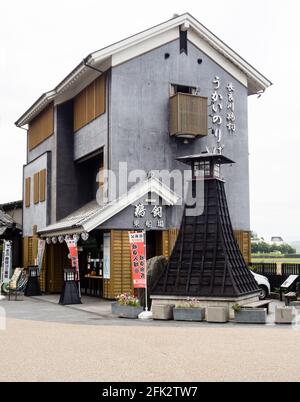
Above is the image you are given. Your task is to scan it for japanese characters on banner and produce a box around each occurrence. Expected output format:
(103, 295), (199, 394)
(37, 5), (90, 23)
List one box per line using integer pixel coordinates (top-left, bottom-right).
(128, 232), (146, 289)
(0, 240), (12, 284)
(37, 239), (46, 274)
(210, 76), (236, 154)
(65, 238), (79, 280)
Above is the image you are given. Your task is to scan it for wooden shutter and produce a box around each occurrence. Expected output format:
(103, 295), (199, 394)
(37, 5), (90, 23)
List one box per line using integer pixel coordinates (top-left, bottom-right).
(39, 169), (46, 202)
(95, 74), (106, 117)
(169, 228), (179, 255)
(28, 104), (54, 150)
(107, 230), (133, 299)
(74, 74), (106, 132)
(25, 177), (31, 207)
(234, 230), (251, 265)
(33, 173), (39, 204)
(39, 248), (47, 293)
(169, 93), (207, 137)
(74, 89), (87, 131)
(162, 231), (170, 259)
(162, 229), (179, 259)
(87, 81), (95, 123)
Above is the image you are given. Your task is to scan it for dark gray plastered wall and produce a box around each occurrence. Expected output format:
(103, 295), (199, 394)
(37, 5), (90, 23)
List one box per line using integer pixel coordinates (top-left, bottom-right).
(56, 100), (79, 220)
(110, 39), (250, 231)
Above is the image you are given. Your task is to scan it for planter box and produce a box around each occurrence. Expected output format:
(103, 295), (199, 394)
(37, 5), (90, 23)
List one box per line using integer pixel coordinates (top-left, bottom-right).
(111, 302), (143, 319)
(234, 308), (267, 324)
(152, 304), (175, 320)
(290, 301), (300, 309)
(206, 307), (229, 323)
(173, 307), (205, 322)
(275, 307), (296, 324)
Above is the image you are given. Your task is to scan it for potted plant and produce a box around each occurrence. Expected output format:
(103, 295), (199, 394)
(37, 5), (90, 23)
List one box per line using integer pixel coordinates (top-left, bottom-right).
(111, 293), (143, 319)
(173, 298), (205, 322)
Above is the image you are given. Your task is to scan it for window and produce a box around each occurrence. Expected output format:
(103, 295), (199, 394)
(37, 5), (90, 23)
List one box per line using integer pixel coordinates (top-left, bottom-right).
(214, 164), (220, 178)
(171, 84), (197, 96)
(180, 29), (188, 54)
(194, 161), (211, 177)
(25, 177), (31, 208)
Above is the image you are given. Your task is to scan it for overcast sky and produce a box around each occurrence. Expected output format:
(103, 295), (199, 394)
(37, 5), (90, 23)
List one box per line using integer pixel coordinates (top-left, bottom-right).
(0, 0), (299, 241)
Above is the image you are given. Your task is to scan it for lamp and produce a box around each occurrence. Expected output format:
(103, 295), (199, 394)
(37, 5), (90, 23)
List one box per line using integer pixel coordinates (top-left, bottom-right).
(24, 266), (41, 297)
(81, 232), (89, 241)
(73, 234), (80, 242)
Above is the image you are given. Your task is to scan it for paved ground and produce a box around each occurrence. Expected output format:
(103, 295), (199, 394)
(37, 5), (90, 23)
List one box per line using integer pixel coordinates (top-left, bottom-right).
(0, 296), (300, 382)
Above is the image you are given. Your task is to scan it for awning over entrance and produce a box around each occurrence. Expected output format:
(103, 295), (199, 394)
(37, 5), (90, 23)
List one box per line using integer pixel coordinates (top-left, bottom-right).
(38, 177), (180, 237)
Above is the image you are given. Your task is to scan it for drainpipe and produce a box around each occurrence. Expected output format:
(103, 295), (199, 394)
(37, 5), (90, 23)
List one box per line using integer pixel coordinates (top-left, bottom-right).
(83, 57), (104, 74)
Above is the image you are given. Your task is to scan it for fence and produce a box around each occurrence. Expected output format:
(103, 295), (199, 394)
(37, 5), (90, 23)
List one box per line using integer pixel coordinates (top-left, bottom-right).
(250, 262), (300, 290)
(282, 264), (300, 276)
(250, 263), (277, 275)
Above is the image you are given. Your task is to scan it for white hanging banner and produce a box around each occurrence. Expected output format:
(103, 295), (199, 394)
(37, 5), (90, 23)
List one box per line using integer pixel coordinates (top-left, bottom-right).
(103, 233), (110, 279)
(1, 240), (12, 284)
(37, 239), (46, 274)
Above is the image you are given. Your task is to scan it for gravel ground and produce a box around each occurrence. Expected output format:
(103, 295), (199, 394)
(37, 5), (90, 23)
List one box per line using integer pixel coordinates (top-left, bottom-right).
(0, 298), (300, 382)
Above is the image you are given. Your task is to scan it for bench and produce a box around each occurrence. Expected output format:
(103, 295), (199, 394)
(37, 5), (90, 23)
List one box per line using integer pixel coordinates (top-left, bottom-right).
(284, 292), (297, 306)
(242, 300), (273, 314)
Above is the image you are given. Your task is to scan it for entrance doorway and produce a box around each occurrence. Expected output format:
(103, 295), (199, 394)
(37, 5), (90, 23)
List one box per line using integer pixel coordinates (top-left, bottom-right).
(78, 230), (103, 297)
(145, 230), (163, 259)
(46, 242), (69, 293)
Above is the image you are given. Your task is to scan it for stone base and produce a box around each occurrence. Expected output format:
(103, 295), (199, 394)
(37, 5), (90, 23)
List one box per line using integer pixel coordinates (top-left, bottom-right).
(207, 306), (229, 323)
(151, 293), (260, 320)
(152, 304), (175, 320)
(275, 307), (296, 324)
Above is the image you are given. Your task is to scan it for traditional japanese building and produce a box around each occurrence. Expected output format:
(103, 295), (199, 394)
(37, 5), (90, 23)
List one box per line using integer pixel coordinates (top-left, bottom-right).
(15, 13), (271, 299)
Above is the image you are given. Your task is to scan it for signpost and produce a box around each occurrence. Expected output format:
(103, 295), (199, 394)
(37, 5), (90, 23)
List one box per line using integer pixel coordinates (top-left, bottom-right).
(280, 275), (300, 301)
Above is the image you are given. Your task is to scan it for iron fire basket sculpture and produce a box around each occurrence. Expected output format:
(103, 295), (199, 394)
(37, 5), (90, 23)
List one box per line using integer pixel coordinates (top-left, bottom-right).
(151, 153), (259, 298)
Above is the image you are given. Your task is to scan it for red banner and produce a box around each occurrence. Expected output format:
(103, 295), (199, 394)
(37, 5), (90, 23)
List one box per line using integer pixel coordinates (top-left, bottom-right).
(128, 232), (146, 289)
